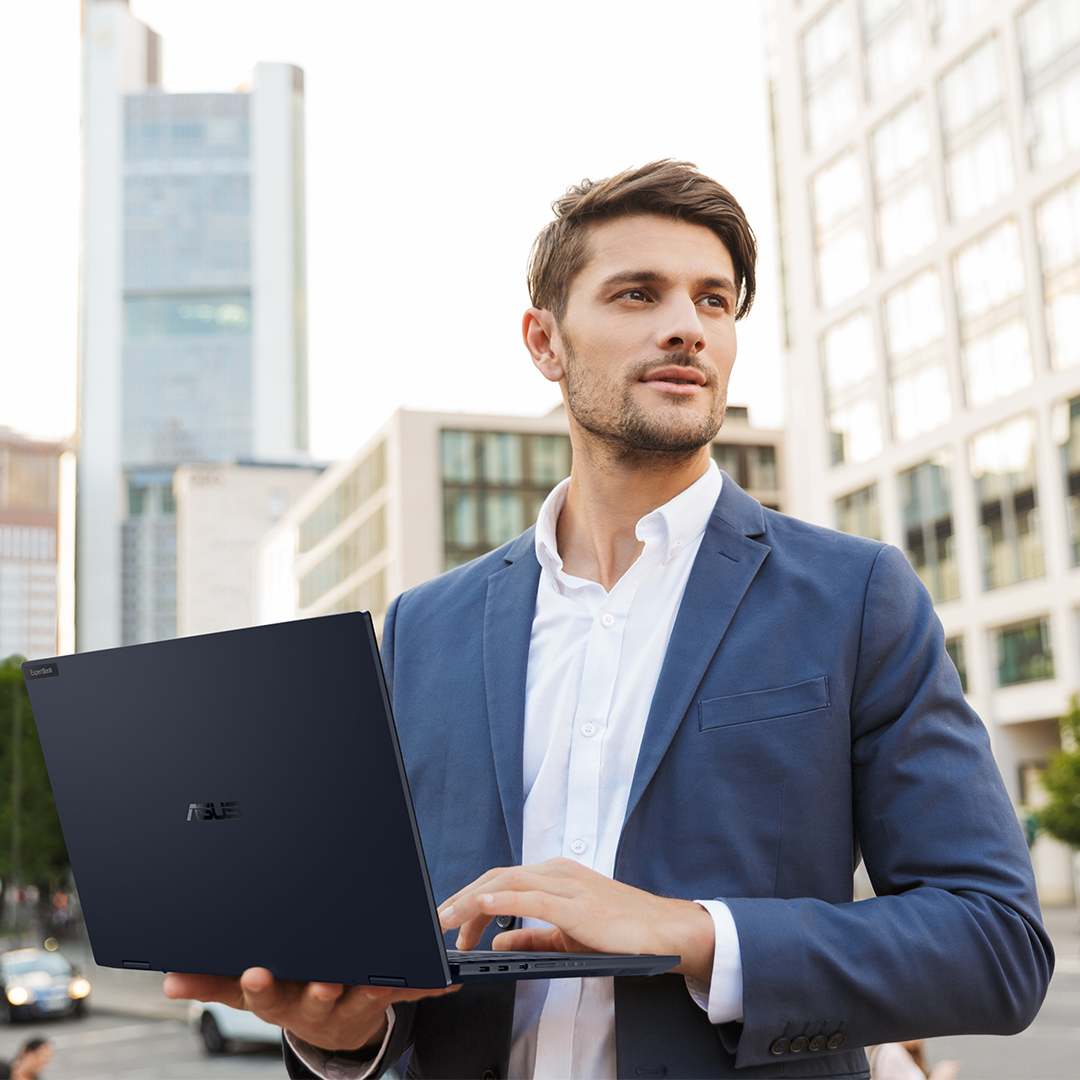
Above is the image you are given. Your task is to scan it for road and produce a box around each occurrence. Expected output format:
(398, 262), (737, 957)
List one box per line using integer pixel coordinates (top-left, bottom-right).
(0, 1011), (284, 1078)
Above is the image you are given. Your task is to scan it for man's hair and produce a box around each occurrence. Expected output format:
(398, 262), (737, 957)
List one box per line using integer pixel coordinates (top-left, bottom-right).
(19, 1038), (49, 1054)
(527, 160), (757, 324)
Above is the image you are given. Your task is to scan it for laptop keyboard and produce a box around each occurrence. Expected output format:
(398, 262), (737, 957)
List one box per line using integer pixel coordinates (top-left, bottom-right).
(447, 950), (587, 963)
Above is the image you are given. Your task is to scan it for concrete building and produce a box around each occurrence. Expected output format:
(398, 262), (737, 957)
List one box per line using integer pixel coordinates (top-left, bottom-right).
(0, 430), (65, 661)
(769, 0), (1080, 902)
(255, 407), (786, 638)
(78, 0), (308, 651)
(174, 461), (321, 638)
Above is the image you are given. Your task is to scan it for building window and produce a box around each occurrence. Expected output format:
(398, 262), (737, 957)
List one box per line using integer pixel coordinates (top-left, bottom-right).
(123, 295), (251, 339)
(884, 267), (951, 441)
(822, 312), (883, 465)
(970, 415), (1044, 590)
(945, 636), (969, 693)
(323, 569), (386, 620)
(1056, 395), (1080, 565)
(812, 151), (871, 308)
(954, 220), (1033, 407)
(928, 0), (995, 44)
(1035, 176), (1080, 370)
(872, 98), (936, 268)
(299, 442), (385, 554)
(939, 37), (1014, 222)
(899, 454), (958, 602)
(802, 0), (858, 152)
(860, 0), (922, 100)
(441, 431), (571, 570)
(836, 484), (881, 540)
(299, 506), (386, 610)
(710, 444), (780, 492)
(1018, 0), (1080, 169)
(993, 617), (1054, 686)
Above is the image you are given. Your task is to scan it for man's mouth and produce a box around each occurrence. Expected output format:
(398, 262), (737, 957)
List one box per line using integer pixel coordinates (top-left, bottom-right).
(640, 366), (708, 395)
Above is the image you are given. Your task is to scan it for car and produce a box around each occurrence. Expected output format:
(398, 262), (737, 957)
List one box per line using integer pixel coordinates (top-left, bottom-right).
(188, 1000), (282, 1054)
(0, 947), (91, 1022)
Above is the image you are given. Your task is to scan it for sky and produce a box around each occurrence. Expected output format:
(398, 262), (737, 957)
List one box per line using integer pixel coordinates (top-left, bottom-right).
(0, 0), (784, 463)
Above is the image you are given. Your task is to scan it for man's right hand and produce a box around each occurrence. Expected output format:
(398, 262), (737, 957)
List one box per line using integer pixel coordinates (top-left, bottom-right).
(164, 968), (459, 1056)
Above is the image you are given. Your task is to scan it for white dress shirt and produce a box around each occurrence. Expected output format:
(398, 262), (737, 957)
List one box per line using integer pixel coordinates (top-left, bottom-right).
(289, 461), (743, 1080)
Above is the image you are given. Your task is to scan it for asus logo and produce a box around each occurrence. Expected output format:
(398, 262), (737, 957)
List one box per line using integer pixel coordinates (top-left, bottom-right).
(187, 801), (242, 821)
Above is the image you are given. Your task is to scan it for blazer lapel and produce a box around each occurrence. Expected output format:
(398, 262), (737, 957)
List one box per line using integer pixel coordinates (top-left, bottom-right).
(483, 529), (541, 868)
(622, 483), (771, 832)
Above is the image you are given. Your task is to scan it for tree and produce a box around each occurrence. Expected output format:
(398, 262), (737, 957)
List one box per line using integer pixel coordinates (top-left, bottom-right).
(1035, 694), (1080, 850)
(0, 656), (69, 886)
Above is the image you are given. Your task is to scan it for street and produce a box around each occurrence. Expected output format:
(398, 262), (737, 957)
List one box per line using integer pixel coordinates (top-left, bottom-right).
(0, 1012), (283, 1078)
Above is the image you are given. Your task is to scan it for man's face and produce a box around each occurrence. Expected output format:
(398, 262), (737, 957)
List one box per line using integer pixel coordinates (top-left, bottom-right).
(19, 1043), (53, 1078)
(549, 214), (738, 459)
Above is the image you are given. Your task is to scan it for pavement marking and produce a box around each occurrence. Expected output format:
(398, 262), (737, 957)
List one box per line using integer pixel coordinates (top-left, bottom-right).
(1054, 957), (1080, 975)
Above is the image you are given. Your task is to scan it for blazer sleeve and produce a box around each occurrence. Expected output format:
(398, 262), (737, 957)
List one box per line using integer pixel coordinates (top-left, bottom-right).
(722, 545), (1054, 1069)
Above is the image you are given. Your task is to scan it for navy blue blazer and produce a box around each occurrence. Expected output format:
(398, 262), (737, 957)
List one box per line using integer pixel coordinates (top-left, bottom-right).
(286, 478), (1052, 1079)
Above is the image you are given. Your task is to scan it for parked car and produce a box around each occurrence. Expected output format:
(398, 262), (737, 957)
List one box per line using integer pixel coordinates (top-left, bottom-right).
(0, 947), (91, 1021)
(188, 1000), (281, 1054)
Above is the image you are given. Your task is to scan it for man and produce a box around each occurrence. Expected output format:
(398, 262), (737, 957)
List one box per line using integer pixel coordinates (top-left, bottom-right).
(166, 161), (1053, 1078)
(0, 1037), (54, 1080)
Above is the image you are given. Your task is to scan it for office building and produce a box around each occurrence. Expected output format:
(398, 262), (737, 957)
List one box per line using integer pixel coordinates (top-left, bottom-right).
(770, 0), (1080, 901)
(255, 406), (786, 637)
(174, 461), (321, 637)
(0, 430), (65, 661)
(78, 0), (308, 651)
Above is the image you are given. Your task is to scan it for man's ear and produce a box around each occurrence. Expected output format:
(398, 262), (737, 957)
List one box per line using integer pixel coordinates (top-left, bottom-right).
(522, 308), (565, 383)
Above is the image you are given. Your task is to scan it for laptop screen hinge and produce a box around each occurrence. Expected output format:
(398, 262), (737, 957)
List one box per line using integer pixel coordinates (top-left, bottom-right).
(368, 975), (407, 987)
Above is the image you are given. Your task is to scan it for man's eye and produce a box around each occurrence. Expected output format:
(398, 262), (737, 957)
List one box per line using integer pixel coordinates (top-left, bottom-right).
(621, 289), (649, 302)
(701, 295), (729, 310)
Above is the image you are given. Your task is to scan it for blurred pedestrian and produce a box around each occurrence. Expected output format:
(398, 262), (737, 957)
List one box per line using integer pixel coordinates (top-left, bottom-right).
(0, 1037), (54, 1080)
(870, 1040), (960, 1079)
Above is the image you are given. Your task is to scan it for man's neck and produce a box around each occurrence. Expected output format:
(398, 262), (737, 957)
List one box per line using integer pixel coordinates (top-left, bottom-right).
(555, 445), (712, 591)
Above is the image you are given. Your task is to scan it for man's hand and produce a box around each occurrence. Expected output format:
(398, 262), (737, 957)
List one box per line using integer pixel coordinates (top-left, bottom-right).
(437, 857), (715, 982)
(163, 969), (459, 1056)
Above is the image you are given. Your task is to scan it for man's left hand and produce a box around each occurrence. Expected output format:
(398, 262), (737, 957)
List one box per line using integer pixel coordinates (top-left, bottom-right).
(437, 857), (714, 981)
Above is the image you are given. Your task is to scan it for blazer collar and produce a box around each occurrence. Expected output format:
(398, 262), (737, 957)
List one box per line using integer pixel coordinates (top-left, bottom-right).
(621, 477), (770, 836)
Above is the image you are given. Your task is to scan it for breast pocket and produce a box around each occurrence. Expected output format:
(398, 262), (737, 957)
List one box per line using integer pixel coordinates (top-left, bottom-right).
(698, 676), (830, 732)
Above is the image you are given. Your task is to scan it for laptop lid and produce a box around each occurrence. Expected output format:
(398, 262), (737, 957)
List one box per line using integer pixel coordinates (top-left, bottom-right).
(24, 613), (453, 988)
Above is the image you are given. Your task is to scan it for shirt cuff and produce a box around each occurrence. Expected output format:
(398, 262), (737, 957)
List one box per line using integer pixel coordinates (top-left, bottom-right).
(684, 899), (744, 1024)
(283, 1005), (396, 1080)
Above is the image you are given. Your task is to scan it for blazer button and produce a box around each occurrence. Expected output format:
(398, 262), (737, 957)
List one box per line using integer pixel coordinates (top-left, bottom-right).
(789, 1036), (809, 1053)
(808, 1035), (827, 1051)
(769, 1038), (790, 1055)
(495, 915), (515, 929)
(826, 1033), (846, 1049)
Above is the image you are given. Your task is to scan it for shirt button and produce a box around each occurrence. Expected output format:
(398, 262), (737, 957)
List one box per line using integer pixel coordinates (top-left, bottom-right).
(581, 723), (596, 737)
(570, 839), (587, 855)
(600, 613), (615, 628)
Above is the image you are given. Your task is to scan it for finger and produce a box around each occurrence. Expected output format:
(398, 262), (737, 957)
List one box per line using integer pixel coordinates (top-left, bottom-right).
(163, 972), (246, 1009)
(491, 927), (564, 952)
(438, 866), (511, 926)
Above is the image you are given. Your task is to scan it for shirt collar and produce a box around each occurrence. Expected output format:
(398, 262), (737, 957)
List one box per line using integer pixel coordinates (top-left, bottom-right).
(534, 460), (723, 581)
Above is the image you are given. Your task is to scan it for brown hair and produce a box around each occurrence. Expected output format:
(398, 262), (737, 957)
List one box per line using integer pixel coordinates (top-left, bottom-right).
(527, 160), (757, 324)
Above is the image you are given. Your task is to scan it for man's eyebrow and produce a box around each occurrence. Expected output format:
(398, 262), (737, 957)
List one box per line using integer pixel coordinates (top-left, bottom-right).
(596, 270), (738, 295)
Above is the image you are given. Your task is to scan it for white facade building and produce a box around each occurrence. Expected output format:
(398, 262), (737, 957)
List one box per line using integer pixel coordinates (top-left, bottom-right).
(770, 0), (1080, 902)
(78, 0), (308, 652)
(256, 407), (786, 639)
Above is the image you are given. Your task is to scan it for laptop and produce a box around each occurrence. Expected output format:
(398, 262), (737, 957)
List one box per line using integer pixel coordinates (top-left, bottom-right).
(22, 612), (678, 988)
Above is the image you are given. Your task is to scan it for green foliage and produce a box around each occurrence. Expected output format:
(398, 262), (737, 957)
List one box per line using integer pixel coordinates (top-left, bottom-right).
(1035, 694), (1080, 850)
(0, 656), (69, 885)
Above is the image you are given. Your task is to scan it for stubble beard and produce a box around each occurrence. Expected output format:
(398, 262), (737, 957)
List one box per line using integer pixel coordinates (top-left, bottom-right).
(562, 333), (727, 467)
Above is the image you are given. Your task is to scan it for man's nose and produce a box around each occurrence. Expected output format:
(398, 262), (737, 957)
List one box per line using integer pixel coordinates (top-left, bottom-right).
(657, 297), (706, 354)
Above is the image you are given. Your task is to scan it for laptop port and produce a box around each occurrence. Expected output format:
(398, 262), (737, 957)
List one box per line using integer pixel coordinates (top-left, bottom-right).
(478, 966), (490, 972)
(519, 964), (528, 970)
(498, 965), (509, 971)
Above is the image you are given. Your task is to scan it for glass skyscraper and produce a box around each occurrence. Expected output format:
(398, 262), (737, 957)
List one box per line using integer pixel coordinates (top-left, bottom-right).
(78, 1), (308, 650)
